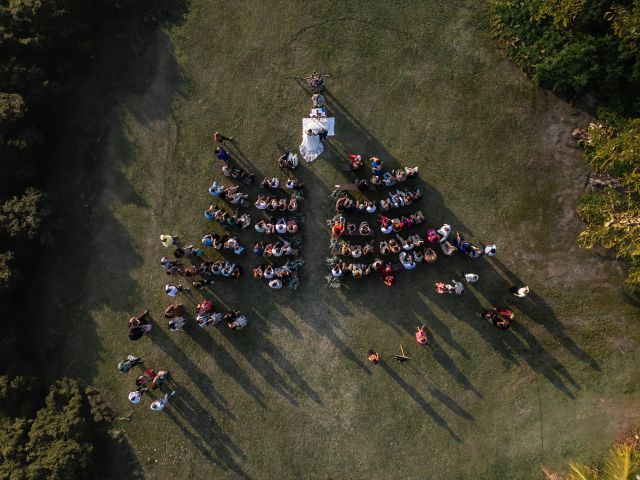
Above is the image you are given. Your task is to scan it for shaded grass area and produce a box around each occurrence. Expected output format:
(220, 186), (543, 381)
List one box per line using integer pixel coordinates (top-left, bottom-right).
(33, 1), (640, 479)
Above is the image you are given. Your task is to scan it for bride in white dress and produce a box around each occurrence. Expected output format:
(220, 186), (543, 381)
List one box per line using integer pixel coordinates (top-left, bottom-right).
(299, 129), (323, 162)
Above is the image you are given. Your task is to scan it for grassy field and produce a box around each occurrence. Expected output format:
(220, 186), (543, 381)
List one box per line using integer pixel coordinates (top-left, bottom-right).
(33, 1), (640, 479)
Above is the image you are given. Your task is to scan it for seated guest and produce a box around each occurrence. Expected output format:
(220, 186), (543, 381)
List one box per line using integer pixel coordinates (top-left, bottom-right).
(400, 251), (416, 270)
(254, 242), (265, 256)
(359, 222), (372, 236)
(201, 233), (214, 247)
(269, 278), (283, 289)
(440, 241), (457, 256)
(348, 153), (363, 170)
(208, 181), (225, 197)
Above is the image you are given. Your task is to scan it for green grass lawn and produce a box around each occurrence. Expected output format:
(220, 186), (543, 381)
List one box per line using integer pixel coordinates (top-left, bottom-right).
(34, 1), (640, 479)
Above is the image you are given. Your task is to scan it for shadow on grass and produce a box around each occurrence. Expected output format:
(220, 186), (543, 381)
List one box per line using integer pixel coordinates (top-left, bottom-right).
(164, 379), (251, 480)
(380, 360), (463, 443)
(312, 86), (598, 401)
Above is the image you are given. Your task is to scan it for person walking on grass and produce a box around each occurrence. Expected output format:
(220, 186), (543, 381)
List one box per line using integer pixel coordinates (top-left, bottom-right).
(118, 355), (142, 373)
(215, 146), (231, 164)
(150, 391), (176, 412)
(214, 131), (233, 145)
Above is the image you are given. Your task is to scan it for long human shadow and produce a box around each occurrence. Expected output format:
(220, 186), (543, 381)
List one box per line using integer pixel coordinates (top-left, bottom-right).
(379, 360), (463, 443)
(487, 256), (601, 371)
(434, 280), (579, 399)
(149, 321), (237, 414)
(163, 378), (250, 479)
(176, 325), (267, 408)
(408, 359), (476, 421)
(219, 319), (323, 406)
(415, 323), (483, 399)
(315, 88), (596, 399)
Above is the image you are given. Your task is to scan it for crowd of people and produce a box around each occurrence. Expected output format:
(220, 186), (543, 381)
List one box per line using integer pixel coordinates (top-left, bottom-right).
(325, 128), (528, 339)
(120, 125), (310, 412)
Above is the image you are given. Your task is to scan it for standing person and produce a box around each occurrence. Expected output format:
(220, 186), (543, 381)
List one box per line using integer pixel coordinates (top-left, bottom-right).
(370, 157), (383, 178)
(128, 310), (150, 328)
(167, 316), (185, 331)
(215, 146), (231, 164)
(510, 285), (530, 297)
(128, 310), (152, 341)
(463, 273), (479, 283)
(311, 92), (325, 108)
(415, 326), (429, 345)
(118, 355), (142, 373)
(160, 234), (174, 248)
(128, 391), (143, 404)
(164, 303), (184, 318)
(214, 131), (233, 145)
(150, 391), (176, 412)
(165, 284), (188, 297)
(318, 128), (329, 141)
(368, 349), (380, 364)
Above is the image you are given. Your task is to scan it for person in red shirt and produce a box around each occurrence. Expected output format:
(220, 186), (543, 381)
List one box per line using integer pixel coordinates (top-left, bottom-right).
(368, 349), (380, 364)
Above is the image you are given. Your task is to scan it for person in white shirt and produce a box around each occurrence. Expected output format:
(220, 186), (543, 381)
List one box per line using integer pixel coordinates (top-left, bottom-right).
(464, 273), (479, 283)
(269, 279), (283, 289)
(165, 284), (184, 297)
(128, 391), (142, 404)
(484, 244), (497, 256)
(150, 391), (176, 412)
(511, 285), (529, 297)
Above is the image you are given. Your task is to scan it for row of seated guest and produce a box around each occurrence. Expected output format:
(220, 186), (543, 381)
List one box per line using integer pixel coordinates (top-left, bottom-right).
(254, 217), (299, 235)
(255, 194), (299, 212)
(398, 249), (437, 269)
(204, 205), (251, 228)
(192, 301), (249, 330)
(221, 164), (254, 182)
(253, 240), (298, 257)
(261, 177), (304, 190)
(330, 258), (384, 278)
(207, 182), (249, 204)
(334, 189), (422, 213)
(201, 233), (245, 254)
(380, 234), (425, 254)
(336, 196), (377, 213)
(191, 261), (241, 278)
(427, 226), (497, 258)
(385, 188), (423, 209)
(331, 217), (373, 237)
(331, 241), (376, 258)
(370, 166), (419, 186)
(377, 211), (425, 234)
(252, 264), (293, 280)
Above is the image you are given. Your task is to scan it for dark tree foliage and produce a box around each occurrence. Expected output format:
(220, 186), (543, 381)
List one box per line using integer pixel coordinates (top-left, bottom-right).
(491, 1), (640, 291)
(0, 0), (188, 477)
(0, 378), (94, 480)
(490, 0), (640, 116)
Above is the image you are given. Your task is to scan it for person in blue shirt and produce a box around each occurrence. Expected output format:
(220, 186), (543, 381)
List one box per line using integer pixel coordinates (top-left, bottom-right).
(215, 147), (231, 164)
(370, 156), (383, 178)
(202, 234), (214, 247)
